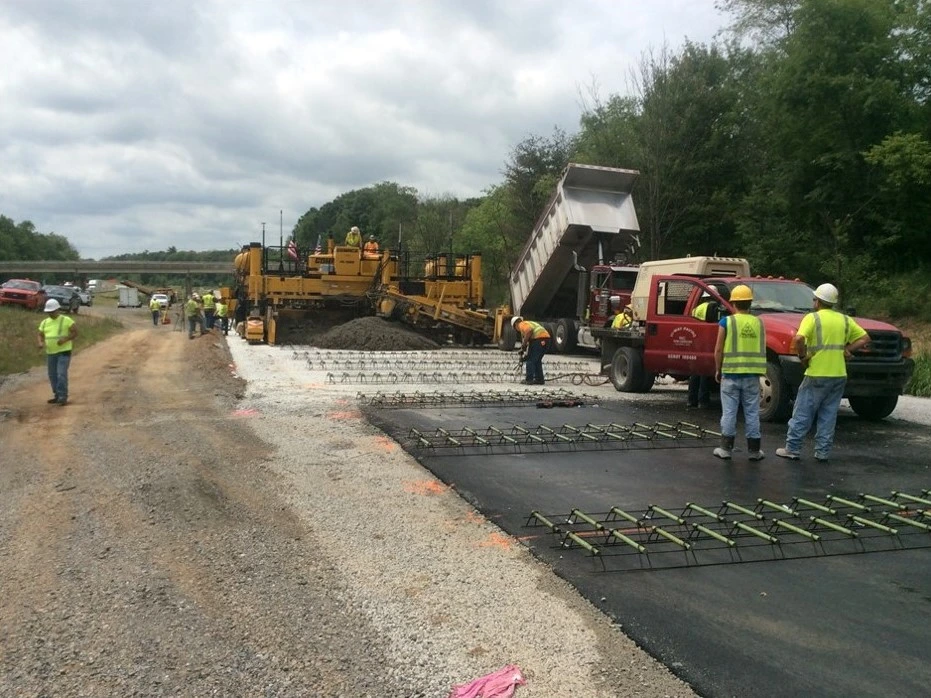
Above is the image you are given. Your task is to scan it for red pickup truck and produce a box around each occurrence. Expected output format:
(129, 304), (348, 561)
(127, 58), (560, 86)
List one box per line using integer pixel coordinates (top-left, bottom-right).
(0, 279), (47, 311)
(593, 274), (914, 421)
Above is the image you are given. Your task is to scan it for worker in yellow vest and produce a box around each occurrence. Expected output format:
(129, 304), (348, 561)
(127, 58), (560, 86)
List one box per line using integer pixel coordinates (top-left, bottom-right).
(37, 299), (78, 406)
(776, 283), (869, 462)
(215, 297), (229, 336)
(713, 285), (766, 460)
(512, 316), (551, 385)
(201, 291), (216, 330)
(149, 295), (161, 327)
(345, 226), (362, 248)
(688, 298), (715, 409)
(611, 305), (633, 329)
(185, 294), (204, 339)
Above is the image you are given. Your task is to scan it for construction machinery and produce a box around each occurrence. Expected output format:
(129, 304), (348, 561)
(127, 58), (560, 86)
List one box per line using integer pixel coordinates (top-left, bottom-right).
(231, 240), (494, 345)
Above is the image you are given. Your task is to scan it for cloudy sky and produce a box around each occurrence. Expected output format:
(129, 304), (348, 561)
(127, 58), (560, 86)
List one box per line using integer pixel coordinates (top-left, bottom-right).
(0, 0), (730, 259)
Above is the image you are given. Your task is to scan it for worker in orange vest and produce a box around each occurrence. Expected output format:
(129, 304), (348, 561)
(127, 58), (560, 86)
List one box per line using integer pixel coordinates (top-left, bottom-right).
(512, 316), (550, 385)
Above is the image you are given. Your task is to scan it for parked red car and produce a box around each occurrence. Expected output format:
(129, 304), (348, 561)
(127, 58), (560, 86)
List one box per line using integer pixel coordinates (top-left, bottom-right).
(0, 279), (48, 310)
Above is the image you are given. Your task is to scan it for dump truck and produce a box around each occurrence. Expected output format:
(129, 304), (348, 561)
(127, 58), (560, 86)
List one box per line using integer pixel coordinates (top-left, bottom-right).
(592, 272), (914, 421)
(231, 241), (493, 345)
(496, 163), (642, 352)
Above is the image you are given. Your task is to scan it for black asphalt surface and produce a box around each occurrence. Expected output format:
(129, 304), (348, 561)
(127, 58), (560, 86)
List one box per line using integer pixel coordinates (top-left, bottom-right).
(369, 386), (931, 698)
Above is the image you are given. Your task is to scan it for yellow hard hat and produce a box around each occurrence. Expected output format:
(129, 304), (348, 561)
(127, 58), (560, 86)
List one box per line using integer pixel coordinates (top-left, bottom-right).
(730, 284), (753, 302)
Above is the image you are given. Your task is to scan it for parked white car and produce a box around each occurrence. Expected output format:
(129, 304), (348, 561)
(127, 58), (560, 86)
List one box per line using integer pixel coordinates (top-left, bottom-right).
(151, 293), (170, 309)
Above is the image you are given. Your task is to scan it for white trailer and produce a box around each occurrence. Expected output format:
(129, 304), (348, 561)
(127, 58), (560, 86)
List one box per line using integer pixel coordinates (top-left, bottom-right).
(118, 287), (141, 308)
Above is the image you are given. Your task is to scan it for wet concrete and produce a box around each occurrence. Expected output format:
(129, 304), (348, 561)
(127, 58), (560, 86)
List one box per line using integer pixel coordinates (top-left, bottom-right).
(370, 395), (931, 698)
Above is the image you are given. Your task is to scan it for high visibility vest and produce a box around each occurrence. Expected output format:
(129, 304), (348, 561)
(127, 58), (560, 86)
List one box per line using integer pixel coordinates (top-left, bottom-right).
(798, 309), (866, 377)
(38, 314), (75, 354)
(215, 302), (228, 318)
(185, 299), (200, 318)
(721, 314), (766, 375)
(345, 230), (361, 247)
(518, 320), (550, 340)
(611, 312), (631, 329)
(202, 293), (215, 310)
(692, 302), (711, 321)
(149, 298), (160, 311)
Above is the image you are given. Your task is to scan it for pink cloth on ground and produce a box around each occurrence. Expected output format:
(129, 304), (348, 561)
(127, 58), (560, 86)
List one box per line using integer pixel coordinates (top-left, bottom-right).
(448, 664), (526, 698)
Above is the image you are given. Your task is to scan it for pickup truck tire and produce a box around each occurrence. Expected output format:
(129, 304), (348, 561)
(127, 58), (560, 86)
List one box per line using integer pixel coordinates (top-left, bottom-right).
(638, 372), (656, 393)
(610, 347), (644, 392)
(497, 323), (518, 352)
(759, 361), (792, 422)
(554, 319), (577, 353)
(848, 395), (898, 421)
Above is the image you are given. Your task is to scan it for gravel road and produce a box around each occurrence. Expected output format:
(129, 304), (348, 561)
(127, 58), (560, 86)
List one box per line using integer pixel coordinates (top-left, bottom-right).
(0, 308), (695, 697)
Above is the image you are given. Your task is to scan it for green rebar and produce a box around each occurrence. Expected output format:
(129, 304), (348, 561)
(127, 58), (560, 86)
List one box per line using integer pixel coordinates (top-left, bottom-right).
(570, 508), (605, 530)
(724, 501), (764, 520)
(885, 513), (930, 531)
(653, 422), (678, 439)
(848, 515), (897, 535)
(810, 516), (857, 537)
(773, 519), (820, 541)
(675, 426), (702, 438)
(826, 495), (870, 512)
(649, 505), (686, 525)
(758, 499), (796, 515)
(794, 497), (836, 515)
(463, 427), (488, 446)
(608, 528), (647, 553)
(891, 491), (931, 507)
(860, 494), (905, 510)
(563, 531), (600, 555)
(686, 502), (724, 521)
(609, 506), (640, 525)
(651, 526), (691, 550)
(488, 426), (517, 444)
(529, 511), (562, 533)
(538, 425), (572, 442)
(564, 425), (599, 442)
(733, 521), (779, 544)
(693, 523), (735, 546)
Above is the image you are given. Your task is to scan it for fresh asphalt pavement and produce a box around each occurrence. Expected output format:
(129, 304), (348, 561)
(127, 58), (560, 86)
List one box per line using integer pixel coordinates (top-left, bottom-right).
(369, 394), (931, 698)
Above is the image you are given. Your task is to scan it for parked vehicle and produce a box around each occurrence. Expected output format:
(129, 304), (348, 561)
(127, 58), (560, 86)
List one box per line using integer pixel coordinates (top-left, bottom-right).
(77, 289), (93, 306)
(151, 293), (170, 309)
(42, 284), (82, 313)
(499, 163), (642, 352)
(0, 279), (47, 311)
(592, 273), (914, 421)
(118, 287), (141, 308)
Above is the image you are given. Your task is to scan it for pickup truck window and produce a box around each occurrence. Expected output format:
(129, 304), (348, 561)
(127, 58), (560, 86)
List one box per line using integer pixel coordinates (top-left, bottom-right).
(655, 280), (695, 316)
(740, 280), (815, 313)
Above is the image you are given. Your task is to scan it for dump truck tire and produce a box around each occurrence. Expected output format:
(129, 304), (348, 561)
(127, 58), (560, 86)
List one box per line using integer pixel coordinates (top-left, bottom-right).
(497, 323), (518, 352)
(848, 395), (898, 421)
(554, 319), (577, 353)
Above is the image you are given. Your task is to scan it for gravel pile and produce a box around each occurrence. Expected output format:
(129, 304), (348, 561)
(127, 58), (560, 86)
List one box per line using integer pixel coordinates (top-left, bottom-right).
(227, 341), (697, 697)
(310, 316), (440, 351)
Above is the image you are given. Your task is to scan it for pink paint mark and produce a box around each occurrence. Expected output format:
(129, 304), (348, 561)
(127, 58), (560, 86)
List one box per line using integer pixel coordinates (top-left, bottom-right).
(231, 408), (259, 417)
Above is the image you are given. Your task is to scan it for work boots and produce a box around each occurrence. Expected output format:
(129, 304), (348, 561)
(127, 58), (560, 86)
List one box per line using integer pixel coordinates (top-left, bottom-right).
(713, 436), (735, 460)
(747, 438), (765, 461)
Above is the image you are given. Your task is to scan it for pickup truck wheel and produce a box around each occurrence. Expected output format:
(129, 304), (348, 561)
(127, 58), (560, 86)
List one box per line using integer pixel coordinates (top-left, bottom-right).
(610, 346), (644, 392)
(848, 395), (898, 421)
(759, 361), (792, 422)
(554, 319), (577, 353)
(497, 323), (518, 352)
(638, 372), (655, 393)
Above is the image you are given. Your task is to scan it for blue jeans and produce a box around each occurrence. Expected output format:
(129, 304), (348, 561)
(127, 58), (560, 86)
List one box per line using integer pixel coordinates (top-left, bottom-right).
(785, 376), (846, 457)
(525, 338), (548, 383)
(152, 310), (160, 326)
(719, 374), (761, 439)
(47, 351), (71, 401)
(204, 309), (215, 329)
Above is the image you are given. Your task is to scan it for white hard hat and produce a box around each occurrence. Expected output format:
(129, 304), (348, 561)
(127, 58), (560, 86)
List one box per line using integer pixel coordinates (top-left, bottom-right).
(44, 299), (61, 312)
(351, 226), (360, 233)
(510, 316), (522, 328)
(813, 283), (839, 305)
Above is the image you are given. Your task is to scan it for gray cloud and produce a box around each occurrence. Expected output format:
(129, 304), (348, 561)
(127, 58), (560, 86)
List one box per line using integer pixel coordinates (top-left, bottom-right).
(0, 0), (727, 258)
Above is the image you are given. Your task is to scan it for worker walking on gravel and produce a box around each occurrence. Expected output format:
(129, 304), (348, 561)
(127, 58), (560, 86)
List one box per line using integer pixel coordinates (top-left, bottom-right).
(512, 316), (550, 385)
(37, 299), (78, 406)
(185, 294), (204, 339)
(713, 285), (766, 460)
(201, 291), (216, 330)
(149, 295), (161, 327)
(215, 296), (229, 336)
(776, 283), (870, 463)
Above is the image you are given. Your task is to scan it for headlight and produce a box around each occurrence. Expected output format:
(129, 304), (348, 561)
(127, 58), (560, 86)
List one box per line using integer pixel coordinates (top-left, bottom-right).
(902, 336), (912, 358)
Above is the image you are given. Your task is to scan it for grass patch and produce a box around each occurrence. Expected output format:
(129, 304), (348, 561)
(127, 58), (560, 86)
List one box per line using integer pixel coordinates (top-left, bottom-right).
(906, 352), (931, 398)
(0, 306), (123, 377)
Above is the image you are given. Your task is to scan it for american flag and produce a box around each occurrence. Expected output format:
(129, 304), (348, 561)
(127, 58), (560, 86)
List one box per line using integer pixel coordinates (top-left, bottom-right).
(286, 238), (298, 260)
(314, 234), (322, 254)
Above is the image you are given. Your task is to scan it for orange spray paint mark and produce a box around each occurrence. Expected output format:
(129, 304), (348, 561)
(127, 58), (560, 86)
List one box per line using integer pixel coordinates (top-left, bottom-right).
(327, 410), (361, 420)
(404, 480), (448, 496)
(477, 532), (514, 550)
(374, 436), (397, 452)
(231, 408), (259, 417)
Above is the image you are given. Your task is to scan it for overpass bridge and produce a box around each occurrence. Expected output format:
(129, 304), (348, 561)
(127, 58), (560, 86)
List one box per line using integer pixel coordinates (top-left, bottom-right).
(0, 261), (233, 275)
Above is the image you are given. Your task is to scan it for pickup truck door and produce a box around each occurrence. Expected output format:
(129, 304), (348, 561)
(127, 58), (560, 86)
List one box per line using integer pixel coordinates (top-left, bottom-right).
(642, 277), (724, 377)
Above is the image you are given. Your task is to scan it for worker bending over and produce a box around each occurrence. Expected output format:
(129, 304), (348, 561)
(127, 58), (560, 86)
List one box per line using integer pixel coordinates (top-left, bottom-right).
(512, 316), (550, 385)
(345, 226), (362, 247)
(363, 235), (380, 257)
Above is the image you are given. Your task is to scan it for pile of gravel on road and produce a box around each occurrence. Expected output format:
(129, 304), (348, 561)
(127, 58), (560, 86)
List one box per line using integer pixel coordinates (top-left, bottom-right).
(311, 316), (440, 351)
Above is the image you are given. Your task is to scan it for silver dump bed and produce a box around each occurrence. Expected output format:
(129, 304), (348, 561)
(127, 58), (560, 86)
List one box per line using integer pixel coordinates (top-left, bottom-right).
(509, 163), (640, 318)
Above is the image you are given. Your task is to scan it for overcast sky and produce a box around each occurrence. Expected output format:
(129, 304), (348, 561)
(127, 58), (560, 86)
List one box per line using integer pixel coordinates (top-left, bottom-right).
(0, 0), (729, 259)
